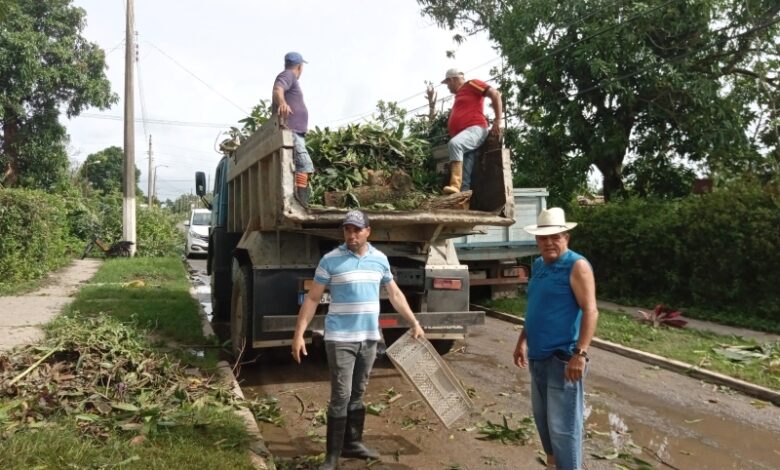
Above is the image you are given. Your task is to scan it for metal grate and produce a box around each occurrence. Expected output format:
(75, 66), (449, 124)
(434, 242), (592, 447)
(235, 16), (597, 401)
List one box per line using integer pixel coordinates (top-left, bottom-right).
(385, 331), (473, 428)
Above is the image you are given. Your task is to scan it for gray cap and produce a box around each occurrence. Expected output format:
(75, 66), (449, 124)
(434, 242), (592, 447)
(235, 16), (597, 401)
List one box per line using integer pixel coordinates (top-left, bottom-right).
(342, 210), (370, 229)
(284, 51), (307, 66)
(441, 68), (464, 83)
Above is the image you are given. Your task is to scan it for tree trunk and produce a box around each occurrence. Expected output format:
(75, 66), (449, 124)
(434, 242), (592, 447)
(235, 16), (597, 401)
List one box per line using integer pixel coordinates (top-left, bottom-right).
(596, 158), (625, 202)
(2, 110), (20, 187)
(593, 107), (634, 202)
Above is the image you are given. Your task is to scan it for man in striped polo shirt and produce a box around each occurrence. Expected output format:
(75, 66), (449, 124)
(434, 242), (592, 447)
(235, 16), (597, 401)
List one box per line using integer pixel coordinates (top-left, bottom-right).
(292, 210), (424, 470)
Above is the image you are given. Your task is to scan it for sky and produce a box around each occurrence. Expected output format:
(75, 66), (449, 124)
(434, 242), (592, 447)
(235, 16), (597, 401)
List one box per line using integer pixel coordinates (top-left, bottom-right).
(64, 0), (499, 202)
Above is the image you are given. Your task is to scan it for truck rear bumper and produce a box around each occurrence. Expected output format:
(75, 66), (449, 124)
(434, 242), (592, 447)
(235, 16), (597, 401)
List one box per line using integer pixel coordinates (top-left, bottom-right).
(253, 311), (484, 348)
(260, 311), (485, 333)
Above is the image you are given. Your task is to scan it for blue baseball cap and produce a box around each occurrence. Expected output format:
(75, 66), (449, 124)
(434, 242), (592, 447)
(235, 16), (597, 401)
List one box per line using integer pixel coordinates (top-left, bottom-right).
(284, 52), (307, 66)
(342, 210), (370, 229)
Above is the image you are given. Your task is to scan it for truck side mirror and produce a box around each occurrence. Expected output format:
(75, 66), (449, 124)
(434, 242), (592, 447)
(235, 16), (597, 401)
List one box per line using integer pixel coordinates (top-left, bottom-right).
(195, 172), (206, 197)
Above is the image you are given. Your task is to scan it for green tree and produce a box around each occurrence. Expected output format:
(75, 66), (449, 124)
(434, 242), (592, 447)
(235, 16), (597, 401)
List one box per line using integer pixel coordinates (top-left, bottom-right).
(219, 100), (272, 155)
(80, 146), (142, 195)
(0, 0), (116, 189)
(170, 193), (203, 215)
(418, 0), (780, 201)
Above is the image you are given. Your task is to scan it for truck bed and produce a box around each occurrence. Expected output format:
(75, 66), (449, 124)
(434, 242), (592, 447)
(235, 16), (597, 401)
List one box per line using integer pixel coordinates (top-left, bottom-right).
(226, 118), (515, 239)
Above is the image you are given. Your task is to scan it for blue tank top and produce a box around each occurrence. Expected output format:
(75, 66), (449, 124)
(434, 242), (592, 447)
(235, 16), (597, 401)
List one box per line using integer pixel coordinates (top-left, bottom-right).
(525, 250), (587, 360)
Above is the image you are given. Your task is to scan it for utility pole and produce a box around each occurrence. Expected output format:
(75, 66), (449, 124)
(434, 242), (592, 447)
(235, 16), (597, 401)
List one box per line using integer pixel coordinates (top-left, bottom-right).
(152, 164), (168, 205)
(123, 0), (137, 255)
(146, 135), (153, 207)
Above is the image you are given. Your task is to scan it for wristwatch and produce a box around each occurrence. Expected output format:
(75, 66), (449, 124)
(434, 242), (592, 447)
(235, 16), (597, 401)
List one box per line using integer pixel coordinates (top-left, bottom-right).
(573, 347), (588, 358)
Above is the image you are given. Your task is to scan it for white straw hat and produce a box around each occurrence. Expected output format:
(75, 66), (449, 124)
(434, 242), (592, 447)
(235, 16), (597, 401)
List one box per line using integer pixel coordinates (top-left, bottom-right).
(523, 207), (578, 236)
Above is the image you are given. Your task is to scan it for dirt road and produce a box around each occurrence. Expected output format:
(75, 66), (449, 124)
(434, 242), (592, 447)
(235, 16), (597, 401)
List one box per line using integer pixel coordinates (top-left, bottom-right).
(187, 258), (780, 470)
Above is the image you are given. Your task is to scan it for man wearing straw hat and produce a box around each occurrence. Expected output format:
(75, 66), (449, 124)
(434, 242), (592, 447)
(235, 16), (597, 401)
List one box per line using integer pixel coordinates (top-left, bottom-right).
(512, 207), (599, 470)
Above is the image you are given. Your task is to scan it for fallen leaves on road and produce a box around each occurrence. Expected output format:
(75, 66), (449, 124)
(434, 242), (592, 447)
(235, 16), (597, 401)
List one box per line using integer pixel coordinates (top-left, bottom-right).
(0, 314), (281, 438)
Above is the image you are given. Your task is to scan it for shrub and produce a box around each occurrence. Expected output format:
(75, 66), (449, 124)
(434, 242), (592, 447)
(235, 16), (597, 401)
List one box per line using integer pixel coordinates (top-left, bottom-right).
(80, 192), (183, 258)
(570, 184), (780, 327)
(0, 189), (72, 283)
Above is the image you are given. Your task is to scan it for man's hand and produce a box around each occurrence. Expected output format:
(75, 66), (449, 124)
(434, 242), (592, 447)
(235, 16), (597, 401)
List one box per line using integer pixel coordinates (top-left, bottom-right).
(278, 102), (293, 119)
(291, 336), (307, 364)
(490, 122), (502, 137)
(410, 321), (425, 339)
(565, 354), (587, 382)
(513, 338), (528, 368)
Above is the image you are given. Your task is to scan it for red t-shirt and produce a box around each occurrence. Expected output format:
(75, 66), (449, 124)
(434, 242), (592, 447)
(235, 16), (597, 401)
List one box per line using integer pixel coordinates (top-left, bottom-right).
(447, 79), (490, 137)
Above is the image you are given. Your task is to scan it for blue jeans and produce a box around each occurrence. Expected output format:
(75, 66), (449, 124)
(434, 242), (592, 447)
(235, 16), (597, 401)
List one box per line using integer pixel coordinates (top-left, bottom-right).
(448, 125), (488, 191)
(293, 133), (314, 173)
(529, 353), (586, 470)
(325, 340), (377, 417)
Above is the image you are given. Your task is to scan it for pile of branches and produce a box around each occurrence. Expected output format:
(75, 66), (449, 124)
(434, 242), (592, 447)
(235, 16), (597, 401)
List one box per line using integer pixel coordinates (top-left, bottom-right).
(306, 123), (442, 209)
(0, 315), (279, 439)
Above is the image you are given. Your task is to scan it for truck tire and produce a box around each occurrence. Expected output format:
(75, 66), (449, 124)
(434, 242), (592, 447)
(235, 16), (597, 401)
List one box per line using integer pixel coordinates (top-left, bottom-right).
(230, 261), (254, 361)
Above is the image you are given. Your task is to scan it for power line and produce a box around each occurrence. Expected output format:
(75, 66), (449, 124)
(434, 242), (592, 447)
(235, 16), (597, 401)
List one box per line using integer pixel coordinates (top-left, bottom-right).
(78, 113), (232, 129)
(145, 41), (249, 115)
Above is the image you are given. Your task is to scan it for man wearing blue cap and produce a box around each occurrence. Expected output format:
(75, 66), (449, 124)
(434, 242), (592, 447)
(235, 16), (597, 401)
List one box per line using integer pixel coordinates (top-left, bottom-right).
(291, 210), (425, 469)
(273, 52), (313, 207)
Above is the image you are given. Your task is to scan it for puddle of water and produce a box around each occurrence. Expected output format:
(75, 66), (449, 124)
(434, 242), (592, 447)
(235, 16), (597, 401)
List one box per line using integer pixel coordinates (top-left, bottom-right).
(585, 384), (780, 469)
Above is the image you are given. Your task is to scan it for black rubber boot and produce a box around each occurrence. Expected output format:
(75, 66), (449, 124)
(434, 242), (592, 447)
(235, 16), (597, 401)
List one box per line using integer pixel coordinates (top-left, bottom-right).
(341, 407), (380, 459)
(320, 415), (347, 470)
(295, 186), (310, 208)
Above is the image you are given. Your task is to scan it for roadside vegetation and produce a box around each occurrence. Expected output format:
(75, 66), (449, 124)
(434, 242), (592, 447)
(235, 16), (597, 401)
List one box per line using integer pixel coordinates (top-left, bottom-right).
(484, 297), (780, 391)
(569, 186), (780, 334)
(0, 257), (273, 469)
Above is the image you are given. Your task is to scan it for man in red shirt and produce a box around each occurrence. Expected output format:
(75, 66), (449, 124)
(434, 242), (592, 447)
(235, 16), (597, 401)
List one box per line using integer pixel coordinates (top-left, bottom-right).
(441, 68), (503, 194)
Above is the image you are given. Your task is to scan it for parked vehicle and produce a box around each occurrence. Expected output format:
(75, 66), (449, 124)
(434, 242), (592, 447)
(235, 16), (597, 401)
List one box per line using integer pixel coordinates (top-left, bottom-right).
(452, 188), (547, 299)
(184, 208), (211, 258)
(196, 117), (516, 358)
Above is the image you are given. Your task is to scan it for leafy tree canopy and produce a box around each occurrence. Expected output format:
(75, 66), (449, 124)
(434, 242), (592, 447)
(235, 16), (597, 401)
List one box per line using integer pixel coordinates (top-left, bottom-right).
(80, 146), (142, 195)
(0, 0), (116, 189)
(418, 0), (780, 201)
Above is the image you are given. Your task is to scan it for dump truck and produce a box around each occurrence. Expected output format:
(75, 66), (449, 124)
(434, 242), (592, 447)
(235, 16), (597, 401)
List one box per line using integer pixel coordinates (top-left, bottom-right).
(196, 117), (516, 357)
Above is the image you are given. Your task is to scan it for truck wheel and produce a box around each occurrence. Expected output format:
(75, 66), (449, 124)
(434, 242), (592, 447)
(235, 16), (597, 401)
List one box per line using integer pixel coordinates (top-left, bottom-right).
(230, 261), (254, 361)
(431, 339), (455, 355)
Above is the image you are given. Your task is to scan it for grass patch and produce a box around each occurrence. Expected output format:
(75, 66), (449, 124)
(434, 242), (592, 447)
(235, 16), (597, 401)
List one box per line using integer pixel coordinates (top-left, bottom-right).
(65, 257), (207, 346)
(483, 297), (780, 390)
(0, 256), (261, 469)
(0, 277), (47, 296)
(599, 295), (780, 334)
(0, 256), (76, 296)
(0, 409), (254, 470)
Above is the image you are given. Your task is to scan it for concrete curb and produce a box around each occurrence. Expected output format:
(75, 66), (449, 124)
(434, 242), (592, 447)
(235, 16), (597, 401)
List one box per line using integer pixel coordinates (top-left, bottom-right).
(190, 287), (276, 470)
(473, 304), (780, 406)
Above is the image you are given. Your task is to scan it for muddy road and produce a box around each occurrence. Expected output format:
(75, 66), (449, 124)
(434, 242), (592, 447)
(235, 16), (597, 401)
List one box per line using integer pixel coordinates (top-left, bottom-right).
(187, 259), (780, 470)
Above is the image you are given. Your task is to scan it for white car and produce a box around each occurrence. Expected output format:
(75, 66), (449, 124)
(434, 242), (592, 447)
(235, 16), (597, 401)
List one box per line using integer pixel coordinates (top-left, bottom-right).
(185, 208), (211, 258)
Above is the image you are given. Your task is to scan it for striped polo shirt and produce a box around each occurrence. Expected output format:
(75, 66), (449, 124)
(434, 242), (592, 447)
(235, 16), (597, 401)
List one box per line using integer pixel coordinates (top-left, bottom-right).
(314, 243), (393, 342)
